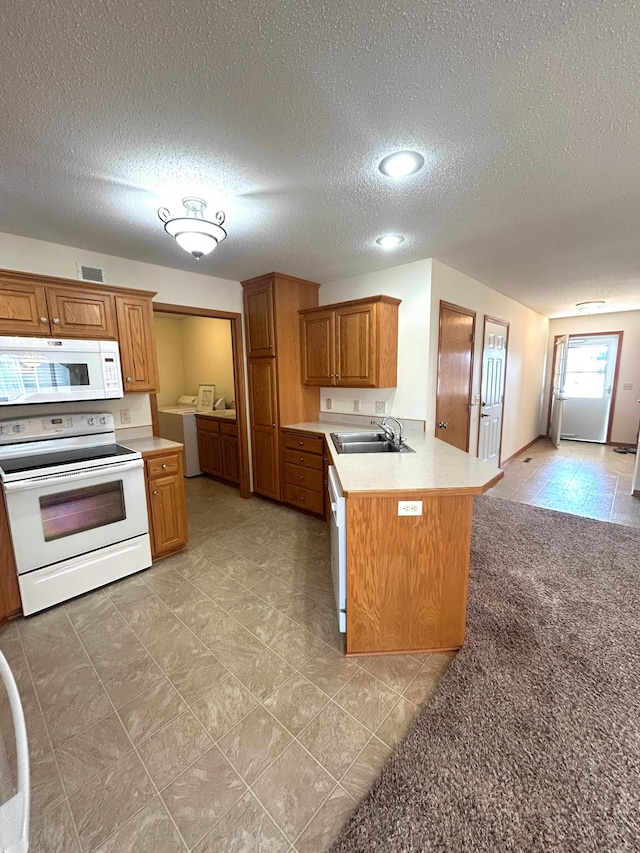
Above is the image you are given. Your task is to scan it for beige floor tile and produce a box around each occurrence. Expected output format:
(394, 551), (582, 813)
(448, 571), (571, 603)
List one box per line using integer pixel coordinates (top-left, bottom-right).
(173, 597), (241, 647)
(104, 573), (150, 608)
(56, 713), (132, 796)
(218, 705), (292, 784)
(31, 799), (81, 853)
(403, 663), (444, 705)
(87, 632), (148, 679)
(75, 610), (134, 655)
(340, 737), (393, 801)
(44, 682), (113, 748)
(191, 675), (259, 741)
(359, 654), (424, 693)
(223, 592), (275, 627)
(93, 797), (187, 852)
(138, 709), (213, 791)
(193, 790), (289, 853)
(235, 648), (296, 701)
(168, 651), (229, 705)
(118, 679), (187, 744)
(145, 568), (204, 609)
(69, 751), (156, 852)
(64, 590), (118, 632)
(101, 652), (165, 708)
(147, 623), (207, 674)
(114, 592), (172, 634)
(252, 742), (334, 842)
(161, 745), (246, 848)
(298, 702), (371, 780)
(32, 654), (100, 712)
(334, 670), (399, 733)
(9, 685), (52, 761)
(295, 785), (357, 852)
(245, 607), (297, 645)
(132, 610), (187, 647)
(30, 751), (66, 819)
(211, 627), (267, 672)
(299, 647), (359, 697)
(375, 696), (421, 749)
(269, 624), (328, 666)
(263, 674), (329, 736)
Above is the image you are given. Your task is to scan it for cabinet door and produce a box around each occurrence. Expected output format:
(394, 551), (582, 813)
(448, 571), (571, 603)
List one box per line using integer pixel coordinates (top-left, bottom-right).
(0, 281), (49, 336)
(115, 295), (159, 393)
(221, 434), (240, 484)
(197, 429), (223, 476)
(301, 311), (335, 385)
(148, 473), (188, 558)
(248, 358), (280, 499)
(46, 287), (117, 339)
(244, 281), (275, 357)
(335, 304), (376, 387)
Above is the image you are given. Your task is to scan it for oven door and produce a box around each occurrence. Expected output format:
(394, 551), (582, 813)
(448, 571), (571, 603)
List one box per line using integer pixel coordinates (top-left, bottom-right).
(3, 459), (148, 574)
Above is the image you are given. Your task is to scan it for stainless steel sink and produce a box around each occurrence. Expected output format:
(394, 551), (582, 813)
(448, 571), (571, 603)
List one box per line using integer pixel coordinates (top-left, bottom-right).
(330, 432), (414, 454)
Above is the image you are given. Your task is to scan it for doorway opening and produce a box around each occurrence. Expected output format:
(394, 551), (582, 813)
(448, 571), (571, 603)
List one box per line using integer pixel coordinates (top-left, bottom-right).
(478, 316), (509, 466)
(547, 331), (623, 446)
(151, 302), (251, 498)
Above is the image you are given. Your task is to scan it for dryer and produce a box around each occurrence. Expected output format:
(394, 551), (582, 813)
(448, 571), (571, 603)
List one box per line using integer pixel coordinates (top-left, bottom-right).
(157, 396), (201, 477)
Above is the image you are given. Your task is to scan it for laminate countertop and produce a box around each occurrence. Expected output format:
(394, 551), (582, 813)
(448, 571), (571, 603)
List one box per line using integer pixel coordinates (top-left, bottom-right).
(283, 421), (503, 496)
(122, 436), (183, 454)
(194, 410), (237, 422)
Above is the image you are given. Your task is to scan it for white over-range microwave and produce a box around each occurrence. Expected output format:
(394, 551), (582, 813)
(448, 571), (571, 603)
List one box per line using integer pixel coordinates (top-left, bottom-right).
(0, 336), (123, 405)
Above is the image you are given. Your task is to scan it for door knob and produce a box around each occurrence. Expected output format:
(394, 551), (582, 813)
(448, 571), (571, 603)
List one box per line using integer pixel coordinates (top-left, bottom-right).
(438, 421), (448, 428)
(481, 413), (489, 418)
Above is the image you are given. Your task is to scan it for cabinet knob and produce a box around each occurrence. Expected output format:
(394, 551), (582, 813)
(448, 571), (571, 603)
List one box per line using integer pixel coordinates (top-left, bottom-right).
(297, 474), (305, 480)
(161, 463), (168, 469)
(335, 374), (339, 378)
(298, 441), (304, 446)
(272, 423), (275, 427)
(300, 495), (305, 501)
(52, 317), (60, 324)
(126, 376), (133, 383)
(269, 345), (273, 349)
(40, 316), (48, 324)
(152, 490), (158, 495)
(299, 457), (304, 462)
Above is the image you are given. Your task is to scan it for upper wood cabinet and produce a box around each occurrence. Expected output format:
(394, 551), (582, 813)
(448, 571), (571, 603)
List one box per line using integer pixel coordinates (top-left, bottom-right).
(115, 294), (159, 393)
(300, 295), (401, 388)
(0, 268), (160, 394)
(0, 276), (117, 338)
(242, 272), (320, 502)
(244, 280), (275, 357)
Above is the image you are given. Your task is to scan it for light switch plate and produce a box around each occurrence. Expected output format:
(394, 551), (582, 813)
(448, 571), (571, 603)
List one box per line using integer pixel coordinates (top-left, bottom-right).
(353, 400), (360, 413)
(375, 401), (386, 414)
(398, 501), (422, 516)
(622, 382), (633, 391)
(325, 398), (332, 410)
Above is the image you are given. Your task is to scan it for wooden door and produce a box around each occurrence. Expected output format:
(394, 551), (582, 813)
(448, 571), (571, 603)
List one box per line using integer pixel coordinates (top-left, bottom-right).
(301, 311), (334, 385)
(335, 304), (376, 387)
(435, 301), (475, 452)
(244, 281), (275, 357)
(115, 295), (159, 393)
(478, 317), (509, 466)
(47, 287), (117, 339)
(0, 280), (49, 335)
(248, 357), (280, 499)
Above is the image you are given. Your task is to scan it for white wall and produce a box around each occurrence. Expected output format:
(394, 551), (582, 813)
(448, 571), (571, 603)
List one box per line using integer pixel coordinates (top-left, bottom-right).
(545, 311), (640, 444)
(153, 317), (186, 407)
(319, 259), (432, 421)
(430, 260), (549, 462)
(181, 317), (235, 405)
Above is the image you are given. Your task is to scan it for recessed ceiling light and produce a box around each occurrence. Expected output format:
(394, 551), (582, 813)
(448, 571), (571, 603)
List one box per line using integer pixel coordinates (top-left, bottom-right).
(575, 301), (605, 312)
(378, 150), (425, 177)
(375, 234), (405, 249)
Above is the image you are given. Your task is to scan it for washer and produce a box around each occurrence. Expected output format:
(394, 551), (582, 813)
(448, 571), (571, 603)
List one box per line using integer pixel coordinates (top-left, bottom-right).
(157, 396), (202, 477)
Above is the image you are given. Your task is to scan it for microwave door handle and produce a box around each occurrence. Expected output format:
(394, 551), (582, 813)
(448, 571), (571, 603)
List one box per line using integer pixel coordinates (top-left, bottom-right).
(2, 458), (143, 492)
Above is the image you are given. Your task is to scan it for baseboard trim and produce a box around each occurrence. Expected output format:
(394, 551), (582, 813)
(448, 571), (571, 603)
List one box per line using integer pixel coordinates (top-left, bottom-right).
(500, 435), (546, 469)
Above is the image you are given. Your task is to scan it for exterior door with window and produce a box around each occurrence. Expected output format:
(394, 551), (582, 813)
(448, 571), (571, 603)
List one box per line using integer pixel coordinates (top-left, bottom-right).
(560, 334), (621, 443)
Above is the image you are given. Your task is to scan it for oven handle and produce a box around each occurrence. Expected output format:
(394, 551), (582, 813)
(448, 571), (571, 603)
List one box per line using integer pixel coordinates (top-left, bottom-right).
(2, 458), (144, 492)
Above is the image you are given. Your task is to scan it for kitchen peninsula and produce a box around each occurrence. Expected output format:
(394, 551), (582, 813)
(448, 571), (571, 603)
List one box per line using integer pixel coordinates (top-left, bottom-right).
(284, 421), (503, 656)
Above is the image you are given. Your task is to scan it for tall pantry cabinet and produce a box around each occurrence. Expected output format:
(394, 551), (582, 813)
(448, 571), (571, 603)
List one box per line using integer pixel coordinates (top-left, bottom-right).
(242, 273), (320, 501)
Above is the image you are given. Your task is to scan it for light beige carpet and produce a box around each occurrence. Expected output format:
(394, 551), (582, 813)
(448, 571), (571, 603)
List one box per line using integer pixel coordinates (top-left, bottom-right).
(332, 497), (640, 852)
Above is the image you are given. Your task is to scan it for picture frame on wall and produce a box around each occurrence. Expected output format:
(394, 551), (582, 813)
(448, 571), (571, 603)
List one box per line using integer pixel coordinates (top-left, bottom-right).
(196, 384), (216, 413)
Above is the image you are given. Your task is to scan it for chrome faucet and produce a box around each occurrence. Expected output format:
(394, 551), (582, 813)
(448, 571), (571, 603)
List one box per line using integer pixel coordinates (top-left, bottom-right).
(371, 416), (405, 448)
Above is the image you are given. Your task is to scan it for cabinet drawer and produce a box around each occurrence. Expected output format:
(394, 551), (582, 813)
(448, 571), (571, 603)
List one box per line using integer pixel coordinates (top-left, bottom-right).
(220, 421), (238, 436)
(283, 448), (324, 471)
(146, 454), (181, 478)
(195, 417), (220, 434)
(284, 463), (324, 493)
(284, 483), (324, 515)
(282, 433), (324, 455)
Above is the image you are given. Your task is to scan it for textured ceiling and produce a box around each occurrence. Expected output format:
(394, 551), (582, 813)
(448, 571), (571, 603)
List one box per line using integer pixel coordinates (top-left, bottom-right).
(2, 1), (639, 317)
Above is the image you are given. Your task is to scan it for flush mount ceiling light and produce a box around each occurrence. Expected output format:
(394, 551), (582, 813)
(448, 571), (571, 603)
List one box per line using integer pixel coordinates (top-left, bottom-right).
(375, 234), (405, 249)
(576, 301), (605, 312)
(378, 150), (425, 177)
(158, 197), (227, 261)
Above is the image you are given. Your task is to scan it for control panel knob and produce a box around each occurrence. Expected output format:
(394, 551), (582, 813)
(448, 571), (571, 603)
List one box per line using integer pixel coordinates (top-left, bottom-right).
(100, 416), (108, 425)
(87, 417), (95, 426)
(12, 424), (24, 433)
(0, 425), (11, 436)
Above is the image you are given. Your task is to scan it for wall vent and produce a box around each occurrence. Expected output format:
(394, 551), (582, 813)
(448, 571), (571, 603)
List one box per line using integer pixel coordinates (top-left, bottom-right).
(76, 263), (105, 283)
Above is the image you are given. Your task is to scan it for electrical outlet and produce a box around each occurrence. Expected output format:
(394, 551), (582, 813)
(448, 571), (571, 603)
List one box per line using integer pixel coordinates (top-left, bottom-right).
(120, 409), (131, 424)
(375, 400), (386, 414)
(398, 501), (423, 516)
(325, 398), (332, 410)
(353, 400), (360, 413)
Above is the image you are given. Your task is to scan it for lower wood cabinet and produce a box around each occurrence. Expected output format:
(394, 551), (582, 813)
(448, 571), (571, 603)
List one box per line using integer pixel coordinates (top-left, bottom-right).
(281, 430), (326, 518)
(196, 416), (240, 486)
(143, 449), (188, 560)
(0, 490), (21, 627)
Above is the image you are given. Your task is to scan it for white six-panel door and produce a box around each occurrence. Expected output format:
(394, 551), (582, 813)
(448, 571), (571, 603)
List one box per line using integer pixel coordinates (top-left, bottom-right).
(478, 318), (508, 466)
